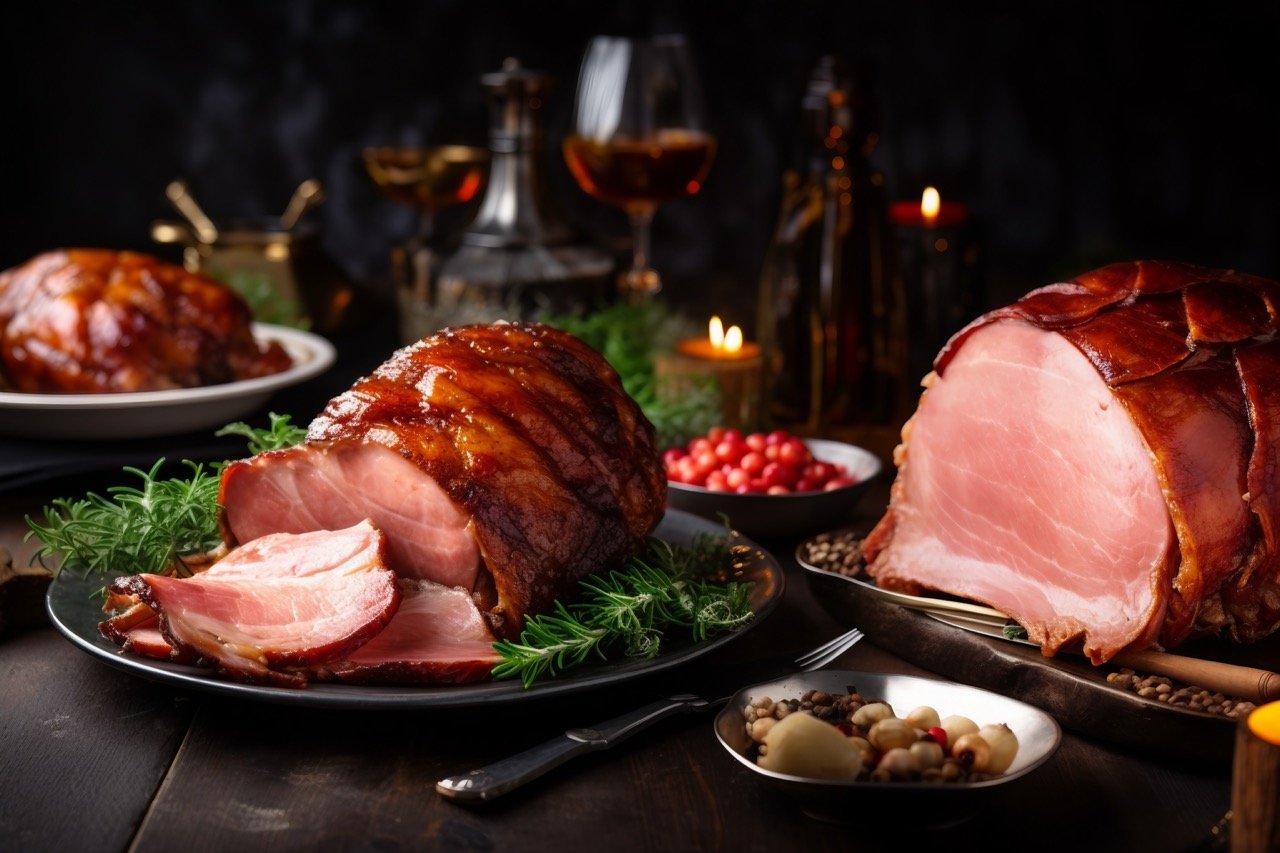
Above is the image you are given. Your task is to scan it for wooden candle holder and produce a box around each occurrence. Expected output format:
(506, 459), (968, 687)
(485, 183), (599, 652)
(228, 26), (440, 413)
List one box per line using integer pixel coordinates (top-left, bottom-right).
(656, 345), (763, 433)
(1231, 701), (1280, 852)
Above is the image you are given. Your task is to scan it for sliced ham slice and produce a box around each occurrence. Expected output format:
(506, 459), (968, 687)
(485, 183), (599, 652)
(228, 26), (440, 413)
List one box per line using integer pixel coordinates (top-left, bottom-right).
(100, 602), (186, 662)
(101, 521), (398, 687)
(310, 580), (500, 685)
(866, 261), (1280, 662)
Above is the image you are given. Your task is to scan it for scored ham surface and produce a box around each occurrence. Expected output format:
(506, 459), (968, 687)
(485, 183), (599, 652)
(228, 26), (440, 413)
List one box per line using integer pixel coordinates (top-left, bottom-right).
(219, 321), (666, 640)
(864, 260), (1280, 663)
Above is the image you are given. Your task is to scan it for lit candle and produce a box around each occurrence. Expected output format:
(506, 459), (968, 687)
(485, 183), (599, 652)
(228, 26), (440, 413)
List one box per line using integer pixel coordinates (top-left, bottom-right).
(657, 315), (764, 430)
(889, 186), (981, 384)
(1251, 700), (1280, 746)
(889, 185), (969, 229)
(921, 186), (941, 226)
(676, 315), (762, 361)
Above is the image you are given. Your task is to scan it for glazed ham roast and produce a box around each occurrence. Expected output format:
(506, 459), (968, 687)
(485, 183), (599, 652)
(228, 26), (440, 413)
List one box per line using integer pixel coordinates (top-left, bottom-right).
(101, 321), (665, 687)
(0, 249), (291, 393)
(864, 260), (1280, 664)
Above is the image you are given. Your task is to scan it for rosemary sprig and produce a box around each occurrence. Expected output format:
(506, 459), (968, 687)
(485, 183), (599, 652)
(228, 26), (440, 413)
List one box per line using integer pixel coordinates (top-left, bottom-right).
(27, 459), (224, 578)
(491, 534), (755, 687)
(216, 411), (307, 455)
(25, 415), (307, 577)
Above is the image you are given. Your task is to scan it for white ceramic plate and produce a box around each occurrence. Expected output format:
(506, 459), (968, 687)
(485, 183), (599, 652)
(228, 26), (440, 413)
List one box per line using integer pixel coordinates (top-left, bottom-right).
(0, 324), (335, 440)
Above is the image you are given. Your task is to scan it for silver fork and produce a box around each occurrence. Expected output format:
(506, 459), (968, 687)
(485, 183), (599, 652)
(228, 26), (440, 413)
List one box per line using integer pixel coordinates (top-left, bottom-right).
(435, 626), (866, 802)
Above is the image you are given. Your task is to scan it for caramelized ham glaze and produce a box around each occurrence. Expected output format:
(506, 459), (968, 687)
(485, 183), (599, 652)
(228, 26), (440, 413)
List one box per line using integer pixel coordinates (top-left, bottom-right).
(865, 261), (1280, 662)
(220, 322), (666, 639)
(0, 249), (291, 393)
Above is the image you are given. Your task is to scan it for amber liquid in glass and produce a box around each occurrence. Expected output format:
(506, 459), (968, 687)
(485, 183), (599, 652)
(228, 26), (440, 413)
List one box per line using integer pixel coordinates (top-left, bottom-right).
(562, 130), (716, 210)
(363, 146), (489, 211)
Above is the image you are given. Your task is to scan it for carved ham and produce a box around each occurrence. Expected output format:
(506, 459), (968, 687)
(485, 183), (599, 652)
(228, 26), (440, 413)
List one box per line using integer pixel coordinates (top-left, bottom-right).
(864, 261), (1280, 663)
(103, 521), (400, 687)
(219, 321), (666, 639)
(309, 580), (500, 685)
(0, 249), (291, 393)
(101, 522), (501, 687)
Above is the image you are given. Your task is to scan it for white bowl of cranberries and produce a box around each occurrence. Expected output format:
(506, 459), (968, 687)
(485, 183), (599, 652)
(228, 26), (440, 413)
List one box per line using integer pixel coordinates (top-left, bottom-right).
(663, 428), (882, 539)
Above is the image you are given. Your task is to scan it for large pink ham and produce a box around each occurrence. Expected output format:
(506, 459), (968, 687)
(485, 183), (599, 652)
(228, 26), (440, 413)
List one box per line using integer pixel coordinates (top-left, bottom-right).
(219, 322), (666, 640)
(864, 261), (1280, 663)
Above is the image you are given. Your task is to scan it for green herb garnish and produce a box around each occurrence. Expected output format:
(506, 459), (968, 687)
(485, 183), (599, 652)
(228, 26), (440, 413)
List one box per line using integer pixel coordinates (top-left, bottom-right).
(216, 411), (308, 454)
(1002, 622), (1029, 641)
(27, 459), (224, 578)
(26, 415), (307, 577)
(491, 534), (755, 687)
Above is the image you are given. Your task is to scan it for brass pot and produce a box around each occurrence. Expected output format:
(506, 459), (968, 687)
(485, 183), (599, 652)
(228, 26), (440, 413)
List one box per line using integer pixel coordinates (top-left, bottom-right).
(151, 180), (355, 334)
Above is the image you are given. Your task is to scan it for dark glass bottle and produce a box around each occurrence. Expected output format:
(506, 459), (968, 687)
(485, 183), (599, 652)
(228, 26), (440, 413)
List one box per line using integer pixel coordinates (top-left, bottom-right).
(757, 58), (907, 430)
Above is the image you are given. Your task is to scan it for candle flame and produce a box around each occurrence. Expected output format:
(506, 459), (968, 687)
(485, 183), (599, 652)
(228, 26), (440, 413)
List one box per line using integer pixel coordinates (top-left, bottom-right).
(1250, 701), (1280, 746)
(921, 186), (941, 221)
(724, 325), (743, 354)
(708, 315), (725, 349)
(706, 315), (745, 355)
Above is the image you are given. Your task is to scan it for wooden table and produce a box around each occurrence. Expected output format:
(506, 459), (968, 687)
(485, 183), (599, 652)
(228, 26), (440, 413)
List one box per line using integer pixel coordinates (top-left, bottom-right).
(0, 486), (1235, 853)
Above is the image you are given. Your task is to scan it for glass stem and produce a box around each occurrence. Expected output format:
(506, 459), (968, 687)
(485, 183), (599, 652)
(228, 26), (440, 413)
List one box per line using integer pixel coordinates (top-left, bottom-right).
(622, 205), (661, 301)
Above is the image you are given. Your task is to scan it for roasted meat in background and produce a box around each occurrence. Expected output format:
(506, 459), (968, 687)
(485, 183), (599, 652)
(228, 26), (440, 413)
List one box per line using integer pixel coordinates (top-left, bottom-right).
(864, 260), (1280, 662)
(0, 249), (291, 393)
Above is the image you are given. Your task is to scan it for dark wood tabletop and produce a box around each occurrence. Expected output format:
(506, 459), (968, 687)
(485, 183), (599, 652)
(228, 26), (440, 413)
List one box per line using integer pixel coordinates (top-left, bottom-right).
(0, 480), (1236, 853)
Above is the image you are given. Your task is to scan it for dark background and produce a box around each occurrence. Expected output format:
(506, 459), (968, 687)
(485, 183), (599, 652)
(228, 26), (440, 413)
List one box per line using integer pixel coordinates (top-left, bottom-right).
(4, 1), (1278, 331)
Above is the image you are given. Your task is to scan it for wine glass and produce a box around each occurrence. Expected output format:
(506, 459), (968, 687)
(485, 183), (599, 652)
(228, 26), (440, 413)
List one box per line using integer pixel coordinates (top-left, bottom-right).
(362, 145), (489, 301)
(363, 145), (489, 241)
(563, 35), (716, 300)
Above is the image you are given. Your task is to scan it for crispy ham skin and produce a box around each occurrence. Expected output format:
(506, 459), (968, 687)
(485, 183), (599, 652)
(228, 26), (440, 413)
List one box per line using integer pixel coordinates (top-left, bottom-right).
(865, 261), (1280, 662)
(101, 521), (398, 687)
(219, 321), (666, 639)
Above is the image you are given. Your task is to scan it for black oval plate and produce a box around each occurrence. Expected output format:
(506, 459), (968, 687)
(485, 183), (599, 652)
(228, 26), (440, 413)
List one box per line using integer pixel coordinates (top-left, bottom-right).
(46, 509), (784, 709)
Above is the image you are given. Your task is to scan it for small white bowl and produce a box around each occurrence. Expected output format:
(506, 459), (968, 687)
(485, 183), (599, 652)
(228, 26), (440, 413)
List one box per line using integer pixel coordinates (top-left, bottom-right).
(665, 439), (882, 540)
(714, 669), (1062, 824)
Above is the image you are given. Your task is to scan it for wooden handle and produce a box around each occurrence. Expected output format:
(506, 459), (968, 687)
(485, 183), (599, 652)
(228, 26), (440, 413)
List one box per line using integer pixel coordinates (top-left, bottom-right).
(1114, 649), (1280, 704)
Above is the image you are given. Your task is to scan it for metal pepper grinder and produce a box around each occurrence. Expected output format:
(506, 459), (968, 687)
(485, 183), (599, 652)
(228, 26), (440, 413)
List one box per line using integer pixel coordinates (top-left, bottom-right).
(407, 58), (613, 341)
